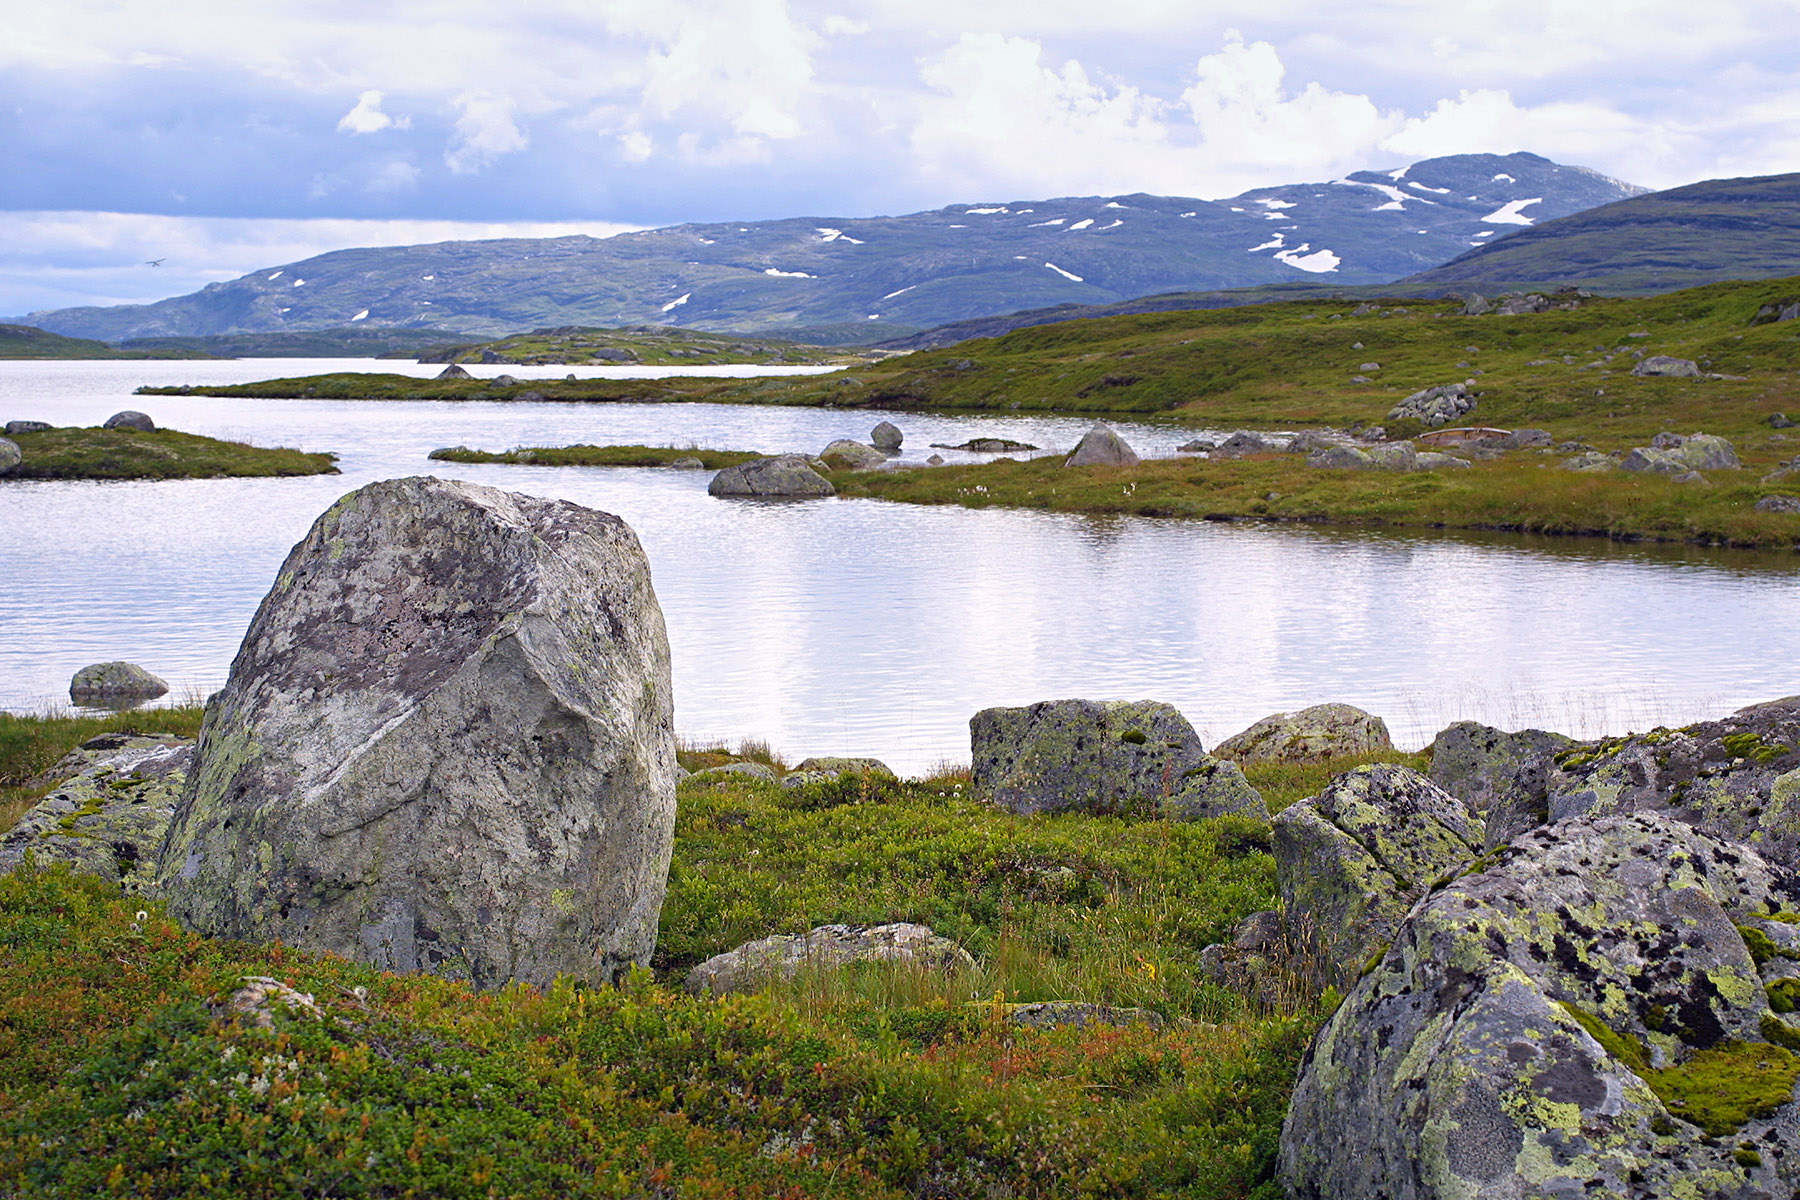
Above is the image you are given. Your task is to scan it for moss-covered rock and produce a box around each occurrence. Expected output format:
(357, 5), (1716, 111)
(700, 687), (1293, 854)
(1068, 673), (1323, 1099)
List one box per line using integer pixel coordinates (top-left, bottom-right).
(969, 698), (1268, 821)
(1547, 696), (1800, 865)
(1213, 702), (1393, 764)
(1270, 764), (1483, 983)
(0, 733), (193, 889)
(1280, 812), (1800, 1199)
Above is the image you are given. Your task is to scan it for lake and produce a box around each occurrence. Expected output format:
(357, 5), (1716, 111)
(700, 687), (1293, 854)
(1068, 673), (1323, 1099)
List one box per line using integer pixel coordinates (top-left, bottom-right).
(3, 357), (1797, 775)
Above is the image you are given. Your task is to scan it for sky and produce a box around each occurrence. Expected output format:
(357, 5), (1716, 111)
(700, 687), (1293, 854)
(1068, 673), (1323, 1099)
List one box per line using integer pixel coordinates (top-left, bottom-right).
(5, 0), (1800, 317)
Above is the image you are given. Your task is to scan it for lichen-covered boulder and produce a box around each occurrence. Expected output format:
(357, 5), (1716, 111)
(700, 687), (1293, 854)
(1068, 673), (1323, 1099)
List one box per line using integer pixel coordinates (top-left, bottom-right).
(0, 734), (193, 889)
(1272, 764), (1483, 980)
(1623, 433), (1741, 475)
(0, 436), (19, 476)
(779, 756), (895, 789)
(1758, 494), (1800, 514)
(971, 699), (1267, 821)
(1064, 421), (1140, 467)
(1428, 720), (1577, 849)
(69, 661), (169, 702)
(1213, 703), (1392, 764)
(1546, 696), (1800, 866)
(155, 476), (677, 989)
(1388, 383), (1475, 426)
(1307, 444), (1374, 470)
(1365, 441), (1419, 471)
(1632, 355), (1702, 377)
(820, 439), (887, 469)
(102, 410), (155, 432)
(870, 421), (903, 452)
(708, 454), (836, 498)
(684, 922), (973, 995)
(1280, 812), (1800, 1200)
(1560, 449), (1619, 472)
(4, 419), (50, 436)
(686, 761), (779, 785)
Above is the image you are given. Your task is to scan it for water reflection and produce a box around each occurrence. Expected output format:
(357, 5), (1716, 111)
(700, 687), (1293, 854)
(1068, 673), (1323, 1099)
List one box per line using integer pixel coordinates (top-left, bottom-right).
(1, 360), (1796, 773)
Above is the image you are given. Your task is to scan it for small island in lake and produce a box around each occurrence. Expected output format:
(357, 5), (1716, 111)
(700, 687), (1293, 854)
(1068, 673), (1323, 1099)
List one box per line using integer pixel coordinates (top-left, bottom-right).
(1, 419), (338, 481)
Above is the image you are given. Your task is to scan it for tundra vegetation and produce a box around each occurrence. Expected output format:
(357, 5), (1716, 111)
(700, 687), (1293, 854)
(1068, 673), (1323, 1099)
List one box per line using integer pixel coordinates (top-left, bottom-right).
(145, 276), (1800, 546)
(0, 709), (1417, 1198)
(427, 444), (760, 468)
(2, 426), (338, 481)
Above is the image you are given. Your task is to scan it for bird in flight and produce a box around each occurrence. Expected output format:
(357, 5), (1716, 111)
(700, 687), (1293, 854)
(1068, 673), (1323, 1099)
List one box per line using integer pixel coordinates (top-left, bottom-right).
(144, 259), (165, 267)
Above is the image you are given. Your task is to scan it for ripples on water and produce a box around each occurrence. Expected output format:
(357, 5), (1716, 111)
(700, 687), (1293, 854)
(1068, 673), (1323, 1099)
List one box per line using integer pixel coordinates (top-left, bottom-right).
(2, 359), (1796, 774)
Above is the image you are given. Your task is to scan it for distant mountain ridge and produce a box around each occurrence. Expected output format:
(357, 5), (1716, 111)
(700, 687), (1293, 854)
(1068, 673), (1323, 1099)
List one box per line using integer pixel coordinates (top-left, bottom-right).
(25, 153), (1641, 344)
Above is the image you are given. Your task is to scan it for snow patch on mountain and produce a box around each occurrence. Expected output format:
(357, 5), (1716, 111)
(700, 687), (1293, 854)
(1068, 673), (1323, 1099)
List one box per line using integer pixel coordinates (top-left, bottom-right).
(1044, 262), (1084, 282)
(662, 293), (691, 312)
(1275, 245), (1340, 273)
(1482, 198), (1543, 225)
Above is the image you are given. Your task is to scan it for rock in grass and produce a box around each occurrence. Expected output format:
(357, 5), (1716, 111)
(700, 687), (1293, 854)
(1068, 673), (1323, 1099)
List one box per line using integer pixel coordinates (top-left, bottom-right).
(1623, 433), (1741, 475)
(669, 456), (705, 470)
(1426, 720), (1576, 848)
(1414, 450), (1471, 470)
(1757, 495), (1800, 514)
(102, 410), (155, 432)
(1307, 445), (1374, 470)
(1544, 695), (1800, 863)
(1632, 354), (1702, 378)
(820, 438), (887, 469)
(970, 699), (1267, 821)
(1387, 383), (1474, 427)
(0, 733), (193, 889)
(1064, 421), (1140, 467)
(156, 476), (677, 989)
(1210, 431), (1272, 459)
(435, 363), (473, 380)
(69, 661), (169, 702)
(0, 437), (19, 476)
(684, 922), (974, 995)
(1213, 703), (1393, 764)
(870, 421), (903, 452)
(687, 761), (779, 784)
(1280, 812), (1800, 1200)
(708, 454), (835, 498)
(1271, 764), (1482, 981)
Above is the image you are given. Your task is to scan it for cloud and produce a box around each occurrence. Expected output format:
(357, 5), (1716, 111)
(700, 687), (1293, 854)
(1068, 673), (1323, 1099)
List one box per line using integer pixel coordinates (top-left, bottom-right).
(337, 89), (409, 134)
(444, 92), (528, 174)
(1384, 88), (1646, 167)
(619, 0), (822, 143)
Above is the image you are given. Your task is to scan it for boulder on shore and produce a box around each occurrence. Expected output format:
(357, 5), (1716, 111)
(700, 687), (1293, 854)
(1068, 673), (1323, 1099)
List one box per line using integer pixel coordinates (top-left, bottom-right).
(155, 476), (678, 989)
(1426, 720), (1576, 848)
(1064, 421), (1140, 467)
(4, 420), (49, 436)
(1281, 812), (1800, 1199)
(820, 438), (887, 469)
(684, 922), (974, 995)
(0, 437), (19, 476)
(102, 410), (155, 432)
(708, 455), (836, 498)
(971, 699), (1267, 821)
(1213, 703), (1391, 764)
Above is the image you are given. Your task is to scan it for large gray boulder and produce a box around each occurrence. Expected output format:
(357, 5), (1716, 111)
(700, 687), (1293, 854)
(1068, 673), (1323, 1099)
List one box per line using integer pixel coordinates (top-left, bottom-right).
(1545, 695), (1800, 865)
(69, 661), (169, 702)
(1281, 812), (1800, 1199)
(1064, 421), (1140, 467)
(0, 733), (194, 890)
(435, 363), (473, 380)
(1213, 703), (1392, 764)
(970, 699), (1267, 821)
(155, 476), (677, 989)
(1621, 433), (1741, 475)
(4, 420), (50, 436)
(1271, 764), (1483, 981)
(0, 437), (19, 476)
(1388, 383), (1475, 426)
(102, 410), (155, 432)
(820, 438), (887, 469)
(708, 454), (836, 498)
(1632, 355), (1702, 378)
(1427, 720), (1576, 848)
(870, 421), (903, 452)
(1209, 431), (1273, 459)
(684, 922), (974, 995)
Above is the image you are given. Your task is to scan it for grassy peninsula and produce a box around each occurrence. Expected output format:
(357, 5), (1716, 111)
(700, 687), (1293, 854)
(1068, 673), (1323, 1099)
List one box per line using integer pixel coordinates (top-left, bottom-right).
(0, 324), (213, 360)
(412, 324), (880, 367)
(0, 710), (1414, 1198)
(3, 426), (339, 481)
(428, 443), (761, 468)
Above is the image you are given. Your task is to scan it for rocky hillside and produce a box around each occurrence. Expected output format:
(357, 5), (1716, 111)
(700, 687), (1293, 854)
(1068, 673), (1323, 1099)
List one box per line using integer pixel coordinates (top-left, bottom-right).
(25, 153), (1639, 345)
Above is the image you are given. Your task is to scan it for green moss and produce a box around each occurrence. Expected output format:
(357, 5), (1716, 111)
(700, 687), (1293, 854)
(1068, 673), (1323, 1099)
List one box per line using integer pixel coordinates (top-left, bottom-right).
(1769, 980), (1800, 1015)
(1733, 1147), (1763, 1169)
(1720, 732), (1788, 763)
(1757, 910), (1800, 924)
(1644, 1042), (1800, 1137)
(1558, 1001), (1649, 1072)
(1760, 1013), (1800, 1051)
(1120, 729), (1148, 745)
(1740, 924), (1780, 966)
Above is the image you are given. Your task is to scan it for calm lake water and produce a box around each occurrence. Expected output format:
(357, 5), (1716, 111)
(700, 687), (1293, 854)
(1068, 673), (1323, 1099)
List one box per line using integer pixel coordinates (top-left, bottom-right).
(3, 358), (1797, 775)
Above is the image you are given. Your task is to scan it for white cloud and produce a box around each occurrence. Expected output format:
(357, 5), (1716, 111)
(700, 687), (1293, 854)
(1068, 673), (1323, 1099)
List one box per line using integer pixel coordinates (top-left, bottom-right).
(445, 92), (528, 174)
(821, 15), (868, 35)
(336, 89), (409, 134)
(618, 130), (654, 162)
(611, 0), (821, 142)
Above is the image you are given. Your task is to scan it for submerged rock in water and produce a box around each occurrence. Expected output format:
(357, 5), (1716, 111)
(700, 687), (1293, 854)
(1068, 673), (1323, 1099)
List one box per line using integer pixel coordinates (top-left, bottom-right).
(708, 454), (836, 498)
(156, 476), (677, 989)
(69, 661), (169, 702)
(970, 698), (1267, 821)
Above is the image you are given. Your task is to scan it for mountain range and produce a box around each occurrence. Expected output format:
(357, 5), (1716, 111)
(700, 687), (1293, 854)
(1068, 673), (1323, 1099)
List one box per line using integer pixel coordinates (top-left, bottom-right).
(24, 153), (1641, 345)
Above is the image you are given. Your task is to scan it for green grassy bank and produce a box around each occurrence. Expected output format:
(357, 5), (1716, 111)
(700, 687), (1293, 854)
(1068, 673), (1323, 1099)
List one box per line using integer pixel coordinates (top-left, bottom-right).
(428, 444), (761, 469)
(0, 714), (1410, 1198)
(3, 427), (339, 481)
